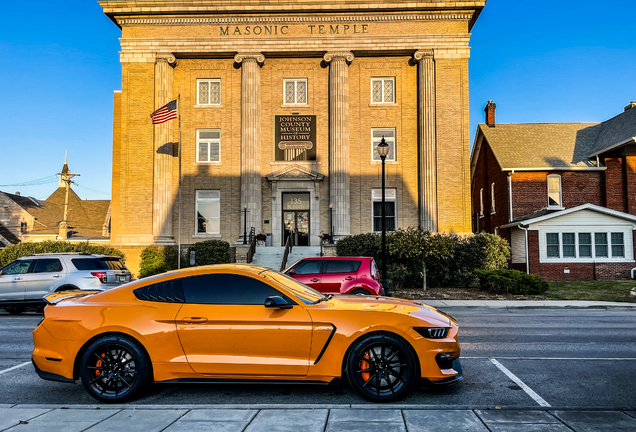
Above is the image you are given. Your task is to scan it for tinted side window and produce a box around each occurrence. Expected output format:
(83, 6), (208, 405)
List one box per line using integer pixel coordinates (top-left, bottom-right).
(134, 279), (185, 303)
(71, 259), (103, 271)
(34, 259), (63, 273)
(324, 260), (352, 274)
(1, 260), (33, 275)
(294, 260), (321, 275)
(351, 261), (362, 272)
(182, 274), (285, 305)
(99, 258), (125, 270)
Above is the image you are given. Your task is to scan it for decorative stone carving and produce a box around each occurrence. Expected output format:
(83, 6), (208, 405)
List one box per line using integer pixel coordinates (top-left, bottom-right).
(236, 52), (265, 238)
(323, 51), (354, 239)
(413, 50), (438, 232)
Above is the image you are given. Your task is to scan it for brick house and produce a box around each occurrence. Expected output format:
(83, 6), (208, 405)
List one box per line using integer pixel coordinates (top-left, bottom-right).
(471, 101), (636, 280)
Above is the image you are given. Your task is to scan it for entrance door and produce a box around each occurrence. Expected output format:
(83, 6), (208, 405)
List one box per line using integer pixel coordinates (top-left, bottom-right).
(282, 193), (310, 246)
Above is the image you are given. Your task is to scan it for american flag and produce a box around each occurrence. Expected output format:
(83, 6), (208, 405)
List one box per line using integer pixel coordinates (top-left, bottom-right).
(150, 99), (178, 124)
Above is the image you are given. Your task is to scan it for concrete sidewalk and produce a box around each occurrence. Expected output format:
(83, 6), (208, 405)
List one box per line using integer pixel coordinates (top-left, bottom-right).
(418, 300), (636, 310)
(1, 406), (635, 432)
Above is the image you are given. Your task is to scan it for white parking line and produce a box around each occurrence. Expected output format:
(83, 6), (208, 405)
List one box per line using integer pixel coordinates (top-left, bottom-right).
(490, 358), (551, 407)
(0, 361), (31, 375)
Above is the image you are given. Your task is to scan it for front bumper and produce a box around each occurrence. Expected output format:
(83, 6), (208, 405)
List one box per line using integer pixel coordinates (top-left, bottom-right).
(32, 357), (74, 383)
(421, 359), (463, 387)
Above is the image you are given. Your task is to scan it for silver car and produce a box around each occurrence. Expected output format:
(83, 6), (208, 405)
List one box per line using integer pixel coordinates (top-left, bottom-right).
(0, 253), (132, 314)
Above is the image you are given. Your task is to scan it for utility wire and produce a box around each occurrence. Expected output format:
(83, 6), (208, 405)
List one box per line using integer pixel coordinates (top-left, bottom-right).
(0, 175), (59, 187)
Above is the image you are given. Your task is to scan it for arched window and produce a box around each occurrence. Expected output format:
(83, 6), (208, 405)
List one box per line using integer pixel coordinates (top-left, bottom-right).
(490, 182), (496, 214)
(547, 174), (562, 208)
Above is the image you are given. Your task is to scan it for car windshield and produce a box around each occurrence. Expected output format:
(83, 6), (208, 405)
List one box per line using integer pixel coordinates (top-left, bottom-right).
(264, 271), (326, 305)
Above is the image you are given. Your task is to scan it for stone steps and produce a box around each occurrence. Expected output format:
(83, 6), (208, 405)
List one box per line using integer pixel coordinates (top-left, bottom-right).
(251, 246), (322, 271)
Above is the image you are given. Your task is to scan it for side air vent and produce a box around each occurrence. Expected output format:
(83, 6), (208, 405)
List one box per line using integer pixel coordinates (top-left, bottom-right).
(134, 280), (184, 303)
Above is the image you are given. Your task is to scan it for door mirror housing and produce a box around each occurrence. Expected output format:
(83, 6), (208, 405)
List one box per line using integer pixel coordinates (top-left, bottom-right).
(264, 296), (293, 309)
(288, 269), (296, 276)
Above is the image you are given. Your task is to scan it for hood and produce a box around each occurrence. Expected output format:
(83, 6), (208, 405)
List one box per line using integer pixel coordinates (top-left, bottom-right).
(323, 295), (451, 327)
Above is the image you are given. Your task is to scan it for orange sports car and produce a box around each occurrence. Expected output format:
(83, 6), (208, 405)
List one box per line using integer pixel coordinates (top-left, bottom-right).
(32, 264), (462, 403)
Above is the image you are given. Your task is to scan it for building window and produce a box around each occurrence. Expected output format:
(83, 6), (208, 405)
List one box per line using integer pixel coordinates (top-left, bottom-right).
(371, 77), (395, 104)
(20, 222), (27, 234)
(562, 233), (576, 258)
(372, 188), (396, 232)
(490, 182), (496, 214)
(197, 79), (221, 105)
(595, 233), (608, 258)
(196, 190), (220, 234)
(579, 233), (592, 258)
(479, 188), (484, 217)
(546, 233), (560, 258)
(197, 129), (221, 163)
(547, 174), (562, 208)
(283, 78), (307, 105)
(371, 128), (396, 162)
(611, 232), (625, 258)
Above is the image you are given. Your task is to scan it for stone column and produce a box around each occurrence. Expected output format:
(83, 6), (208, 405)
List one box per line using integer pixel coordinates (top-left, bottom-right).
(414, 50), (438, 232)
(235, 53), (265, 239)
(152, 53), (176, 243)
(323, 52), (354, 239)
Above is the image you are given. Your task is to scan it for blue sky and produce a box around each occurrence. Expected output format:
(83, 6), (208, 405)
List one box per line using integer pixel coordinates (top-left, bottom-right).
(1, 0), (635, 200)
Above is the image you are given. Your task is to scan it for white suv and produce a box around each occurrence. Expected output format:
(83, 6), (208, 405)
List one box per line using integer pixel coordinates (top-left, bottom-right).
(0, 253), (132, 314)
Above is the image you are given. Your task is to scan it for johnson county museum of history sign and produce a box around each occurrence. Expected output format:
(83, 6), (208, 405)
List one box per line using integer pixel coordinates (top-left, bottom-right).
(275, 115), (317, 161)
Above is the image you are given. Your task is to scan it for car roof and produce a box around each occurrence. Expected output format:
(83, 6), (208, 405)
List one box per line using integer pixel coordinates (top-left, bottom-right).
(18, 253), (122, 259)
(299, 257), (372, 260)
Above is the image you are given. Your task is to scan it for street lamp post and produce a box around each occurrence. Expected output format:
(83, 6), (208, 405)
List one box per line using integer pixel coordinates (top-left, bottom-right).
(242, 204), (248, 245)
(328, 203), (334, 244)
(377, 137), (390, 294)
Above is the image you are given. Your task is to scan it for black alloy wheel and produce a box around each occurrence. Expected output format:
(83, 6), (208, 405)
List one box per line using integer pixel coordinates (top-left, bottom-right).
(346, 333), (417, 402)
(4, 307), (26, 315)
(79, 335), (150, 403)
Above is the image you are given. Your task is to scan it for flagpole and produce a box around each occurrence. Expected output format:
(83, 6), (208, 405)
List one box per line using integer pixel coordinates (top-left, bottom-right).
(177, 87), (182, 269)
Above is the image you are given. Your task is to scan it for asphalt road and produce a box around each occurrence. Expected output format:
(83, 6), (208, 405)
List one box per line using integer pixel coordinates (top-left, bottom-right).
(1, 308), (635, 409)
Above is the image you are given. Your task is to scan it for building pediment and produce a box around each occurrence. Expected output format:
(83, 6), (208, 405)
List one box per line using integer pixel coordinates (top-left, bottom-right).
(266, 165), (325, 182)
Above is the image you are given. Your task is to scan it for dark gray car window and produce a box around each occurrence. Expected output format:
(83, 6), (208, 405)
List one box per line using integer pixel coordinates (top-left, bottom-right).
(1, 260), (33, 275)
(34, 259), (63, 273)
(181, 274), (286, 305)
(294, 260), (322, 275)
(324, 260), (352, 274)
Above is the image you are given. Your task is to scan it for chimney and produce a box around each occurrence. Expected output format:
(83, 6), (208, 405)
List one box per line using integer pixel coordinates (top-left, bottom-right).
(485, 101), (497, 126)
(625, 101), (636, 112)
(15, 192), (20, 196)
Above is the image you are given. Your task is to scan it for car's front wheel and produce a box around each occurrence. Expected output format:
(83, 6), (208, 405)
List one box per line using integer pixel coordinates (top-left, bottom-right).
(346, 333), (418, 402)
(79, 335), (151, 403)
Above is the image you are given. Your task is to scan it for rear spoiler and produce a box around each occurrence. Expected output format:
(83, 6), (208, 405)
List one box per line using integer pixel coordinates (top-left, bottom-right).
(43, 290), (102, 306)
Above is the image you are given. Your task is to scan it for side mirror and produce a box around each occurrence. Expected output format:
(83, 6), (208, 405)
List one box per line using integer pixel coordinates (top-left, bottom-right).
(264, 296), (293, 309)
(288, 269), (296, 276)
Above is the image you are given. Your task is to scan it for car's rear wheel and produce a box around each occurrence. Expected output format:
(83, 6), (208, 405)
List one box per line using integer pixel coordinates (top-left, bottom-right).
(79, 335), (150, 403)
(350, 289), (370, 295)
(4, 307), (26, 315)
(346, 333), (417, 402)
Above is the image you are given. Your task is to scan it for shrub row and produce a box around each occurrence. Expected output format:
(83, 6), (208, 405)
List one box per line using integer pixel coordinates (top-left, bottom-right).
(138, 239), (231, 278)
(336, 229), (511, 288)
(0, 241), (125, 267)
(475, 269), (549, 295)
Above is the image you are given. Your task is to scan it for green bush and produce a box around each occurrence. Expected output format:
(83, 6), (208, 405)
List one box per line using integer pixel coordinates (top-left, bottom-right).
(138, 245), (179, 278)
(0, 241), (125, 267)
(337, 229), (511, 288)
(187, 240), (231, 266)
(474, 269), (549, 295)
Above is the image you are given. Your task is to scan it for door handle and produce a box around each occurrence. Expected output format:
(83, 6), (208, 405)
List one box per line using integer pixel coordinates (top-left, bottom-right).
(14, 277), (22, 281)
(345, 276), (354, 280)
(53, 275), (62, 278)
(311, 278), (320, 282)
(182, 317), (208, 324)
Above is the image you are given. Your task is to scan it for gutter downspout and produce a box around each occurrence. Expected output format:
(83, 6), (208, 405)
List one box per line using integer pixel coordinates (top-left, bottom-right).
(519, 225), (529, 274)
(508, 171), (514, 223)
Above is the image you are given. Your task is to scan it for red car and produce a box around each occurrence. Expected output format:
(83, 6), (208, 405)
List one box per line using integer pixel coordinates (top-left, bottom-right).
(285, 257), (385, 296)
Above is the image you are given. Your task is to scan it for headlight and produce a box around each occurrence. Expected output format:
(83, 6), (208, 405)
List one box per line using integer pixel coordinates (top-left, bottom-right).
(414, 327), (450, 339)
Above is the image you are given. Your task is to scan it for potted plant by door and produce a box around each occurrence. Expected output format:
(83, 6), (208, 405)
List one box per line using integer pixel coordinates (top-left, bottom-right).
(256, 233), (267, 246)
(319, 233), (331, 244)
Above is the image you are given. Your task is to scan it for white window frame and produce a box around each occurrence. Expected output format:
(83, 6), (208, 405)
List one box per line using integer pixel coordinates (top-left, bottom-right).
(371, 128), (396, 162)
(196, 78), (221, 106)
(283, 78), (308, 105)
(541, 229), (633, 263)
(479, 188), (484, 218)
(490, 182), (496, 214)
(370, 77), (395, 104)
(196, 129), (221, 163)
(547, 174), (563, 209)
(371, 188), (397, 233)
(195, 190), (221, 235)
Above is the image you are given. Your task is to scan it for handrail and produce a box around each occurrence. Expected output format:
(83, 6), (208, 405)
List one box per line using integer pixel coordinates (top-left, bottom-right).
(246, 227), (257, 263)
(280, 232), (293, 272)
